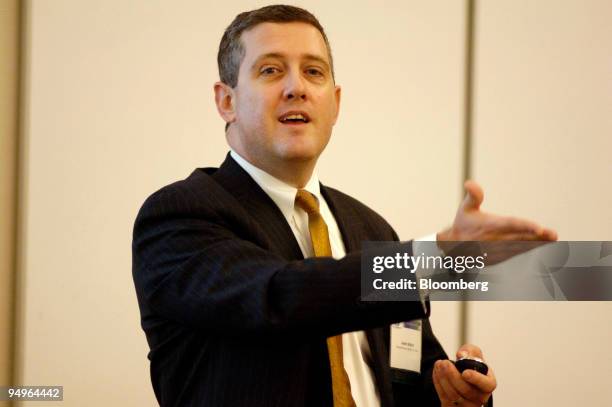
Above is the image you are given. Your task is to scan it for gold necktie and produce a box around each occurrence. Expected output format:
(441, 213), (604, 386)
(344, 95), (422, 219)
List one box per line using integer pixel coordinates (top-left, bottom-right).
(295, 189), (356, 407)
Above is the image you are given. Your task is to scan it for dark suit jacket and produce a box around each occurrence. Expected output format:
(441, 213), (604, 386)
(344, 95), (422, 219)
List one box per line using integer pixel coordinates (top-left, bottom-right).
(132, 154), (448, 406)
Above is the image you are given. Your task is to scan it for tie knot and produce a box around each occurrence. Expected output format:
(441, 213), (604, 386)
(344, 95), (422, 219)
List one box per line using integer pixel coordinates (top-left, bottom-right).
(295, 189), (320, 215)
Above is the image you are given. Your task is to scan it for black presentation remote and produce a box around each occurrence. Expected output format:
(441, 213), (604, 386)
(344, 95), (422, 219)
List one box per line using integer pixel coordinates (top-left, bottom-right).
(453, 357), (489, 375)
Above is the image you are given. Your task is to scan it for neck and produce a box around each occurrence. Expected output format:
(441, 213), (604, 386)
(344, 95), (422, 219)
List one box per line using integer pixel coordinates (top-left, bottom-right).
(252, 156), (316, 188)
(230, 148), (316, 189)
(265, 160), (315, 189)
(227, 128), (320, 188)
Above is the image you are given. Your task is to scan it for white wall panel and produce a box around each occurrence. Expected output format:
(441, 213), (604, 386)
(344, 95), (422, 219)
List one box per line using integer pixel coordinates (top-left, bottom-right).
(470, 0), (612, 405)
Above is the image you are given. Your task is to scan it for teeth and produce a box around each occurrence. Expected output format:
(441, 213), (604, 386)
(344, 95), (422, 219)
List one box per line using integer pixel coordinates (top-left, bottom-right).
(282, 114), (307, 122)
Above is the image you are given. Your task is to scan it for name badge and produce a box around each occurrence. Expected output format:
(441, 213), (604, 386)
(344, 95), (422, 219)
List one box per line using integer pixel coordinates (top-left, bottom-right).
(390, 320), (422, 373)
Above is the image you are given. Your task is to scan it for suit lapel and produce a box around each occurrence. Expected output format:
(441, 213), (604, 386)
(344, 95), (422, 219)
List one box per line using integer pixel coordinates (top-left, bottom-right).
(319, 185), (364, 254)
(321, 185), (395, 407)
(208, 153), (304, 262)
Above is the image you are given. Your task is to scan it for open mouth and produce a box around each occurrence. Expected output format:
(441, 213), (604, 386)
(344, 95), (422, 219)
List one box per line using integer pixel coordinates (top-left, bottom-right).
(278, 112), (311, 125)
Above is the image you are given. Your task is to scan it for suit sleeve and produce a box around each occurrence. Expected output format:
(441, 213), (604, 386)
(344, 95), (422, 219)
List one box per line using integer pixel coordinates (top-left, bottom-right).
(132, 188), (425, 338)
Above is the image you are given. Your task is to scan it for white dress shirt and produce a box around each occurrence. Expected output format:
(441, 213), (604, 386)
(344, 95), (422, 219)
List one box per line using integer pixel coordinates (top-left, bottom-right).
(230, 150), (381, 407)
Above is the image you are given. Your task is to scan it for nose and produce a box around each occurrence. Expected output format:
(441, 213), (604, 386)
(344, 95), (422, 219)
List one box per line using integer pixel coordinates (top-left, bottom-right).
(283, 69), (307, 101)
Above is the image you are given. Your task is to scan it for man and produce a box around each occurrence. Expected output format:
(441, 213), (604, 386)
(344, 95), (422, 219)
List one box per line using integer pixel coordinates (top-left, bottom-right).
(132, 5), (556, 406)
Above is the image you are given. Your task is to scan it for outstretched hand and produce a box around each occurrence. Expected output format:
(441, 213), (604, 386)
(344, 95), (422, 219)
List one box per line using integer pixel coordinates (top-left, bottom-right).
(438, 180), (558, 242)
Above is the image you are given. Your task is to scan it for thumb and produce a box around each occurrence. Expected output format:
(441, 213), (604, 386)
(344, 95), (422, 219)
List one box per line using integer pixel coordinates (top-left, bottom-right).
(456, 343), (484, 360)
(461, 180), (484, 211)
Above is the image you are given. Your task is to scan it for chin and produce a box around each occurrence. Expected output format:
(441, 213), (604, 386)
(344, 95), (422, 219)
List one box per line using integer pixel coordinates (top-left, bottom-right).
(279, 151), (318, 163)
(277, 141), (323, 162)
(282, 137), (329, 159)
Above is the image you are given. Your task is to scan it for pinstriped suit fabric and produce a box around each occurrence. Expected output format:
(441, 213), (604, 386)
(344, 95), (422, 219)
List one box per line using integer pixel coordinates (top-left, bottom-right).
(132, 154), (445, 406)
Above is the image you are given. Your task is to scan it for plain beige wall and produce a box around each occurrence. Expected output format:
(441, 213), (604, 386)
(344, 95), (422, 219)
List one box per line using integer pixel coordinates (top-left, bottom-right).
(469, 0), (612, 405)
(0, 0), (19, 402)
(16, 1), (464, 405)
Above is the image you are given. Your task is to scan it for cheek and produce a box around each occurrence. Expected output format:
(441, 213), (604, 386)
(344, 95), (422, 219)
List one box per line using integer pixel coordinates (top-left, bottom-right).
(315, 92), (339, 123)
(319, 105), (337, 127)
(245, 92), (277, 125)
(240, 93), (258, 120)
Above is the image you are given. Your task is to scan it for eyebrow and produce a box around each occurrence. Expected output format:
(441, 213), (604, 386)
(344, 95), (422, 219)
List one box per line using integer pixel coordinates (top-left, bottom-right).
(251, 52), (331, 71)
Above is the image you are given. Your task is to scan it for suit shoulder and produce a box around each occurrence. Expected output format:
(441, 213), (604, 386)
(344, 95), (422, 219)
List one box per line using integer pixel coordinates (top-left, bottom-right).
(135, 168), (224, 220)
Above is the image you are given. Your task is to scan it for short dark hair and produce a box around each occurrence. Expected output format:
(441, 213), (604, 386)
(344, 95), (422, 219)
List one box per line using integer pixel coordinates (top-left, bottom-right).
(217, 4), (334, 88)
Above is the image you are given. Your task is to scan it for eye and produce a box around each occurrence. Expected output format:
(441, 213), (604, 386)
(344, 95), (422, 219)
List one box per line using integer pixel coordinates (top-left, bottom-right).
(260, 66), (281, 75)
(306, 68), (324, 77)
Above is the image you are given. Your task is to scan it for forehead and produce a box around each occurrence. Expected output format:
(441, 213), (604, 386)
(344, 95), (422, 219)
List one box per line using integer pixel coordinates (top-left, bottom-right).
(239, 22), (329, 63)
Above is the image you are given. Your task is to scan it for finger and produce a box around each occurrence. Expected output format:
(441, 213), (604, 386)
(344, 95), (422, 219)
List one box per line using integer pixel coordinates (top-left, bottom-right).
(489, 232), (556, 242)
(481, 225), (552, 242)
(437, 376), (482, 406)
(462, 368), (497, 394)
(433, 361), (451, 402)
(461, 180), (484, 212)
(438, 368), (462, 404)
(491, 232), (547, 241)
(529, 227), (558, 241)
(440, 360), (487, 404)
(493, 215), (542, 235)
(539, 227), (558, 241)
(456, 344), (483, 360)
(490, 216), (557, 242)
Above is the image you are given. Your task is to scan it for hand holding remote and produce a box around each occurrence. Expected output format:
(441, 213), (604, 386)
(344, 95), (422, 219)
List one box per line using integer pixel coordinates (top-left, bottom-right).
(433, 344), (496, 407)
(453, 357), (489, 376)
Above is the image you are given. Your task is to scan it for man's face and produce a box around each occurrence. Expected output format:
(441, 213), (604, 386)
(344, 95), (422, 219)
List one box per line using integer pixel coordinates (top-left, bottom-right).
(227, 22), (341, 172)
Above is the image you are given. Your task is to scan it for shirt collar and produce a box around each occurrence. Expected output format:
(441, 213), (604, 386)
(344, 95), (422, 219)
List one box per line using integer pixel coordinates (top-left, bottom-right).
(230, 150), (322, 221)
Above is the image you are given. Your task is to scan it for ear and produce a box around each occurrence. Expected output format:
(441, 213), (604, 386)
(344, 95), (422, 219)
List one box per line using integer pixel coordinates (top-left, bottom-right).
(332, 84), (342, 125)
(214, 82), (236, 125)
